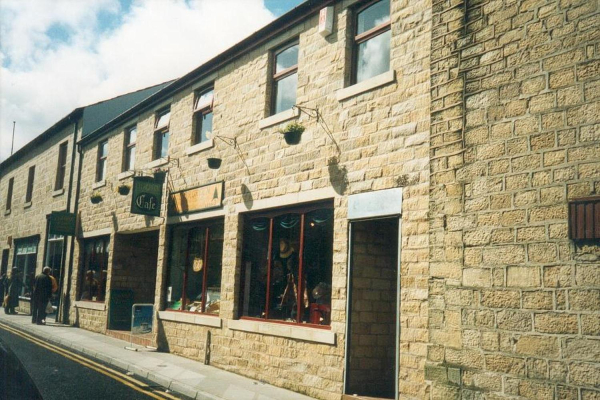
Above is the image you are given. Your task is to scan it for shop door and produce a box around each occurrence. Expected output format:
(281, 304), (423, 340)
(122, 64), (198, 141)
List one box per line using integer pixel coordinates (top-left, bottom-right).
(345, 217), (400, 400)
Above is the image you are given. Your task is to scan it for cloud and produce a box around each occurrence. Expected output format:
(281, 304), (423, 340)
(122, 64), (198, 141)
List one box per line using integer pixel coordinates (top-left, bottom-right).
(0, 0), (275, 162)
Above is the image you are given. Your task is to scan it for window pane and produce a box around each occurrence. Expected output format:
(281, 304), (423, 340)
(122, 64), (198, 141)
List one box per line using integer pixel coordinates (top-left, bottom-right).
(100, 141), (108, 157)
(195, 111), (213, 144)
(275, 44), (299, 73)
(195, 89), (214, 111)
(357, 0), (390, 35)
(156, 110), (171, 130)
(240, 218), (270, 319)
(166, 227), (187, 310)
(160, 131), (170, 158)
(270, 213), (301, 322)
(356, 29), (391, 83)
(205, 223), (223, 315)
(126, 147), (136, 170)
(185, 227), (206, 312)
(128, 128), (137, 145)
(98, 159), (106, 181)
(274, 72), (298, 114)
(79, 237), (109, 301)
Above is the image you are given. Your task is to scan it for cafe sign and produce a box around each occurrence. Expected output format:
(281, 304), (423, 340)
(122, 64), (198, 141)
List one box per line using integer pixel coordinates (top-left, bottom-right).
(169, 181), (224, 216)
(49, 211), (77, 236)
(131, 176), (163, 217)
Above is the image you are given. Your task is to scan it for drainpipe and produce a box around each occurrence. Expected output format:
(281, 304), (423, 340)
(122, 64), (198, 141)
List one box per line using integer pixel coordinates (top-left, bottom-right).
(60, 121), (83, 324)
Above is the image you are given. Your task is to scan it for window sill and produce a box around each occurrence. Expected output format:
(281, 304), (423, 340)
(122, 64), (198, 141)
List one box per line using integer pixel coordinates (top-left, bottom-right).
(258, 108), (300, 130)
(92, 180), (106, 190)
(143, 157), (169, 170)
(74, 301), (106, 311)
(23, 201), (32, 209)
(158, 310), (222, 328)
(52, 188), (64, 197)
(118, 171), (135, 181)
(336, 70), (396, 102)
(228, 319), (335, 345)
(4, 209), (10, 216)
(185, 139), (214, 156)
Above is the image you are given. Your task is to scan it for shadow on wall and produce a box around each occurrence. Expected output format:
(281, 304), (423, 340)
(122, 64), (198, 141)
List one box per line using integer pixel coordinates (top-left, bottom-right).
(241, 184), (254, 210)
(328, 156), (348, 195)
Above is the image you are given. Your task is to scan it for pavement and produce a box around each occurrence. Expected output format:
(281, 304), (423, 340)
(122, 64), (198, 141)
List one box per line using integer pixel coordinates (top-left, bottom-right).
(0, 312), (315, 400)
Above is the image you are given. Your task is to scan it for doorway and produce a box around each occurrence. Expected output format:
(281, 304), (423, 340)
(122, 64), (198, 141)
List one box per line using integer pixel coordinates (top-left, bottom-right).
(345, 217), (399, 399)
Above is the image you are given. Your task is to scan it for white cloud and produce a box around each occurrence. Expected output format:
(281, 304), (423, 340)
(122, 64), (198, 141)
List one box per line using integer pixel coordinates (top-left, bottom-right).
(0, 0), (275, 162)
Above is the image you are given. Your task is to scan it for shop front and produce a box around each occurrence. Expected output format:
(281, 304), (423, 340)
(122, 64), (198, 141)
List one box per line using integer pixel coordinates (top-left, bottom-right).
(13, 236), (39, 313)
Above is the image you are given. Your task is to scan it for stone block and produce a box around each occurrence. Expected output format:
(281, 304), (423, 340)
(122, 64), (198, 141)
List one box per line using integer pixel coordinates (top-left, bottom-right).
(565, 339), (600, 361)
(534, 313), (579, 334)
(507, 266), (541, 287)
(515, 335), (559, 357)
(497, 310), (533, 331)
(481, 289), (521, 309)
(569, 289), (600, 311)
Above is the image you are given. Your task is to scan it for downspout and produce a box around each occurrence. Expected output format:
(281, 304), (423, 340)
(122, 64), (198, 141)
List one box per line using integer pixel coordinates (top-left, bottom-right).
(61, 119), (83, 324)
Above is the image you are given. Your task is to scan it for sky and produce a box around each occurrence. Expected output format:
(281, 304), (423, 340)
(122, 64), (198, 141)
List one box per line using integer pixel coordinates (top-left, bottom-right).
(0, 0), (305, 162)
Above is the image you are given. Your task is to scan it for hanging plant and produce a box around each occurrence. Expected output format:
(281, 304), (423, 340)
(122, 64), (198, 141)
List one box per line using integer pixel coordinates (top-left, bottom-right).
(207, 157), (222, 169)
(117, 184), (131, 195)
(280, 121), (305, 145)
(90, 192), (103, 204)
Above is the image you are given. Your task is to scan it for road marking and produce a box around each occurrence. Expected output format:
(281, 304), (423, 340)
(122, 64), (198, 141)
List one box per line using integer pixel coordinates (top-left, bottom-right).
(0, 322), (181, 400)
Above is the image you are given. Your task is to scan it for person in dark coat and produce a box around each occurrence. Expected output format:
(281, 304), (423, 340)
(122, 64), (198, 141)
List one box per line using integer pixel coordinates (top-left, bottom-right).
(31, 267), (52, 325)
(4, 268), (21, 315)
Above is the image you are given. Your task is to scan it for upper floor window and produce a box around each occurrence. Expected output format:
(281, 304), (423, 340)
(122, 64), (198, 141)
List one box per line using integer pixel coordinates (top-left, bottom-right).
(54, 141), (68, 190)
(353, 0), (391, 84)
(271, 42), (299, 115)
(154, 108), (171, 160)
(25, 166), (35, 203)
(193, 88), (214, 145)
(5, 177), (14, 211)
(123, 126), (137, 172)
(96, 140), (108, 182)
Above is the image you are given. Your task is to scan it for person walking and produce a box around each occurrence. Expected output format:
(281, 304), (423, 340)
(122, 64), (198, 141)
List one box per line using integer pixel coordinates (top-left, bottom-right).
(31, 267), (52, 325)
(4, 268), (21, 315)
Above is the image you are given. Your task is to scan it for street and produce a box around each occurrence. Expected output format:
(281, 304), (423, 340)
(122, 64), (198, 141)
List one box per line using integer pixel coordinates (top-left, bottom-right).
(0, 322), (184, 400)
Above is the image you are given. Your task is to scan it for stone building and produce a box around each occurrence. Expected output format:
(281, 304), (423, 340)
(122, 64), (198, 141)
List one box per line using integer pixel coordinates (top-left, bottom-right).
(0, 83), (169, 320)
(3, 0), (599, 399)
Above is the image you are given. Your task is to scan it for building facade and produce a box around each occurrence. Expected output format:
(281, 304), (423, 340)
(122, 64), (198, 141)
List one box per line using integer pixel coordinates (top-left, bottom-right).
(2, 0), (599, 399)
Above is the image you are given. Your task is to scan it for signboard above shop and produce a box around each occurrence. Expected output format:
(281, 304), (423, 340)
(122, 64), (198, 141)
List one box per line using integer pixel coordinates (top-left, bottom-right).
(169, 181), (224, 216)
(131, 176), (163, 217)
(49, 211), (77, 236)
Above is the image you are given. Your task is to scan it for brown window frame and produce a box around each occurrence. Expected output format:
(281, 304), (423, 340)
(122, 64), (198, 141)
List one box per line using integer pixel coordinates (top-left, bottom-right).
(271, 41), (299, 115)
(5, 177), (14, 211)
(193, 87), (214, 145)
(54, 141), (68, 190)
(123, 126), (137, 172)
(96, 140), (108, 182)
(352, 0), (391, 85)
(25, 166), (35, 203)
(78, 236), (109, 302)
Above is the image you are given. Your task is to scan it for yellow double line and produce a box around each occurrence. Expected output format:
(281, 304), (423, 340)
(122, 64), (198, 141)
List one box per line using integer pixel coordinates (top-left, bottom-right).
(0, 322), (180, 400)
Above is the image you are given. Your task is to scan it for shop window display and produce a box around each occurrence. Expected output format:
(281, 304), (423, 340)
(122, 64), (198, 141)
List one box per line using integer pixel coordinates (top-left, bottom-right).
(166, 220), (223, 315)
(240, 203), (333, 326)
(14, 238), (39, 298)
(79, 236), (109, 302)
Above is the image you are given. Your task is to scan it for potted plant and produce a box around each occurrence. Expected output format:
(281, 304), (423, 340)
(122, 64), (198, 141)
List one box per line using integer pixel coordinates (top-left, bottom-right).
(90, 192), (103, 204)
(280, 121), (305, 145)
(117, 183), (130, 195)
(207, 157), (222, 169)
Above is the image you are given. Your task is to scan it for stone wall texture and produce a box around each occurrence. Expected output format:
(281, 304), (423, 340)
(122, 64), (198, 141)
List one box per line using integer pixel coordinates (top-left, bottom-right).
(428, 0), (600, 398)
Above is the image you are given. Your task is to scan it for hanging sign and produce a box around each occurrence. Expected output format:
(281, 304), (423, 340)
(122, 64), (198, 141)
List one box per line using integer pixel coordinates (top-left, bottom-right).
(49, 211), (77, 236)
(169, 181), (224, 216)
(131, 177), (163, 216)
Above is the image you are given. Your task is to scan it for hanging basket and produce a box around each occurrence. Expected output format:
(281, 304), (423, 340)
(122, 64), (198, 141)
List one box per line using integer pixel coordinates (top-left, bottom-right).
(280, 122), (305, 145)
(90, 193), (103, 204)
(207, 157), (222, 169)
(117, 184), (130, 195)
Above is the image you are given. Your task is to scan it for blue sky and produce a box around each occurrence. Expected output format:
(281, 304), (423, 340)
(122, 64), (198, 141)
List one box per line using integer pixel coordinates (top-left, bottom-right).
(0, 0), (305, 161)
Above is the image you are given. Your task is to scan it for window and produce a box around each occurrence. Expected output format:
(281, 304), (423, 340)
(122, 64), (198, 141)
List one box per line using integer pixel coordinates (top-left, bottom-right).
(271, 42), (299, 115)
(193, 88), (214, 145)
(353, 0), (391, 84)
(25, 166), (35, 203)
(55, 141), (68, 190)
(154, 108), (170, 160)
(239, 202), (334, 326)
(5, 177), (14, 211)
(123, 126), (137, 172)
(79, 236), (109, 302)
(96, 140), (108, 182)
(166, 219), (224, 314)
(14, 237), (39, 298)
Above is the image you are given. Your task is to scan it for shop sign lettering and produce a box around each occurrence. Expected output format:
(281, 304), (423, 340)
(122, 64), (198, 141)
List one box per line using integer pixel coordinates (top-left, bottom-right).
(169, 181), (224, 216)
(131, 177), (163, 216)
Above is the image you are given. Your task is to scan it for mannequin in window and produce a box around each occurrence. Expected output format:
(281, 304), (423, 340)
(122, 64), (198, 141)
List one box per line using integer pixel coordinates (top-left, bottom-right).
(272, 238), (308, 321)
